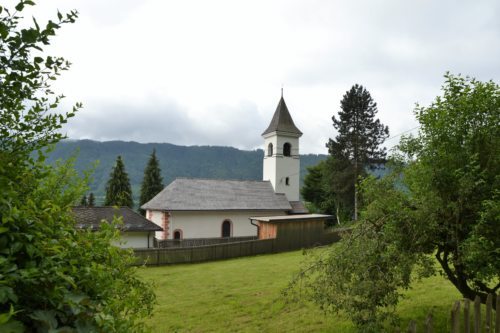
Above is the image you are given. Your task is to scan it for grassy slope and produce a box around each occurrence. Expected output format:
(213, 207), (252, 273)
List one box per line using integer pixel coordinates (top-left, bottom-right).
(138, 250), (461, 333)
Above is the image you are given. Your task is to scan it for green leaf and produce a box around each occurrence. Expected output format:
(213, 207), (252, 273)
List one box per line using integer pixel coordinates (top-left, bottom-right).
(0, 320), (25, 333)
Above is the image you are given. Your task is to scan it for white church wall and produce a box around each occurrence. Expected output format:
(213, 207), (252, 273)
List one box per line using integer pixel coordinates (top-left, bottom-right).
(147, 210), (164, 239)
(169, 210), (286, 239)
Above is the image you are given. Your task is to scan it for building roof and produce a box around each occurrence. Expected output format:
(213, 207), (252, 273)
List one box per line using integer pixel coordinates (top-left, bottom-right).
(288, 201), (309, 214)
(72, 206), (163, 232)
(141, 178), (293, 211)
(249, 213), (333, 223)
(262, 96), (302, 137)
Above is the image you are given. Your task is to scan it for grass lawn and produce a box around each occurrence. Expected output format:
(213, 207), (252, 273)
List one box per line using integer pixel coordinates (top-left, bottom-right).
(138, 250), (461, 332)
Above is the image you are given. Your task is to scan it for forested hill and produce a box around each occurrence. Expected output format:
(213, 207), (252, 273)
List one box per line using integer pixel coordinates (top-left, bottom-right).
(46, 140), (328, 204)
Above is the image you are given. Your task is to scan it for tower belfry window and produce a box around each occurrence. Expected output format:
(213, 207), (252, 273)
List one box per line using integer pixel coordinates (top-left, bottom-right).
(267, 143), (273, 157)
(285, 177), (290, 185)
(283, 143), (291, 157)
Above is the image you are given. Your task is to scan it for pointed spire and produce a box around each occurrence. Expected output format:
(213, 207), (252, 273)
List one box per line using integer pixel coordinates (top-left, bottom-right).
(262, 94), (302, 137)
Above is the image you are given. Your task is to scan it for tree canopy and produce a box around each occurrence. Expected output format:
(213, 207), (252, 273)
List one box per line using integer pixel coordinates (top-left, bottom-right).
(0, 2), (154, 331)
(292, 74), (499, 331)
(139, 149), (164, 215)
(105, 155), (134, 208)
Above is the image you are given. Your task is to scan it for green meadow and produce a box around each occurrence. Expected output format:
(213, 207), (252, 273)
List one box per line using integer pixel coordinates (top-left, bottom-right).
(138, 250), (461, 332)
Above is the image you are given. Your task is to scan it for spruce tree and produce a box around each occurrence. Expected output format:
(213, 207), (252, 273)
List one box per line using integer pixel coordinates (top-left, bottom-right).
(326, 84), (389, 220)
(139, 149), (164, 215)
(104, 156), (133, 207)
(80, 195), (88, 206)
(88, 192), (95, 207)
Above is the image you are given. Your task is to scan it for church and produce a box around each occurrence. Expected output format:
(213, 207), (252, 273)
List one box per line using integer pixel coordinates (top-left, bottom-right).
(142, 95), (309, 240)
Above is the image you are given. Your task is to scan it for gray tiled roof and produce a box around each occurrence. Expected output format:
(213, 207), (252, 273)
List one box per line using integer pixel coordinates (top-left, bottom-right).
(262, 96), (302, 136)
(72, 206), (162, 232)
(288, 201), (309, 214)
(141, 178), (292, 211)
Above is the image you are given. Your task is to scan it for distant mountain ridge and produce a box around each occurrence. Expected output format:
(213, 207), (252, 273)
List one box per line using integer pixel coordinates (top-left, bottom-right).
(46, 140), (328, 205)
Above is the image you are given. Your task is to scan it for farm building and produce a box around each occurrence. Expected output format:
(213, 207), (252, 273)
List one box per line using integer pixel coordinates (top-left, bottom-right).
(72, 206), (162, 248)
(142, 94), (315, 240)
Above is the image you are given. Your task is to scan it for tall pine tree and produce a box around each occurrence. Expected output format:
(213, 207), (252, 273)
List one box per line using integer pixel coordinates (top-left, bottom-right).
(104, 156), (133, 207)
(326, 84), (389, 220)
(139, 149), (164, 215)
(88, 192), (95, 207)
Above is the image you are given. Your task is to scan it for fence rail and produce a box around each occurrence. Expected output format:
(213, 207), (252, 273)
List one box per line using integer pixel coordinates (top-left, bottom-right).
(134, 229), (344, 266)
(398, 293), (499, 333)
(154, 236), (257, 248)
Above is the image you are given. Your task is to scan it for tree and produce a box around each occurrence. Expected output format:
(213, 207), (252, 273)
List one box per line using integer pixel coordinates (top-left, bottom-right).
(88, 192), (95, 206)
(139, 149), (164, 215)
(0, 2), (154, 331)
(290, 74), (499, 331)
(326, 84), (389, 220)
(80, 194), (88, 206)
(105, 156), (133, 207)
(301, 157), (354, 225)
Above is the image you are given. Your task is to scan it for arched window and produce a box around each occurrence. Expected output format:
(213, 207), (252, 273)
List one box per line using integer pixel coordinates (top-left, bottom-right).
(285, 177), (290, 186)
(173, 229), (182, 240)
(221, 220), (232, 238)
(267, 143), (273, 157)
(283, 142), (291, 157)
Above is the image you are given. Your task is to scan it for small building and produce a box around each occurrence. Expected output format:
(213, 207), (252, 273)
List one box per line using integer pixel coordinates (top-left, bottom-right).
(72, 206), (162, 248)
(250, 214), (334, 249)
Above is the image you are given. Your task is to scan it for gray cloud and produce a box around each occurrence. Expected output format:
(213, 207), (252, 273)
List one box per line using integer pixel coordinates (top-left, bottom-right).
(64, 99), (268, 151)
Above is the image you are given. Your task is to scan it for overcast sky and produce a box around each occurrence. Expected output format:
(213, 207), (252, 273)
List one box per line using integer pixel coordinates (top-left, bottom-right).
(15, 0), (500, 154)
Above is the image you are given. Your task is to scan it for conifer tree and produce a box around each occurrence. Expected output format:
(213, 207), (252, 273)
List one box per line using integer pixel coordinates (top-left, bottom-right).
(326, 84), (389, 220)
(88, 192), (95, 206)
(104, 156), (133, 207)
(80, 195), (88, 206)
(139, 149), (164, 215)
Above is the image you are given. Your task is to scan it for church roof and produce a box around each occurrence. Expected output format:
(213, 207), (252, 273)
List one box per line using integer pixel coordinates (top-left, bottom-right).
(141, 178), (292, 211)
(262, 96), (302, 137)
(72, 206), (163, 232)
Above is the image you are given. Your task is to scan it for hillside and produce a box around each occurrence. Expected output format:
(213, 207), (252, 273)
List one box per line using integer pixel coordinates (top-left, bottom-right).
(46, 140), (327, 204)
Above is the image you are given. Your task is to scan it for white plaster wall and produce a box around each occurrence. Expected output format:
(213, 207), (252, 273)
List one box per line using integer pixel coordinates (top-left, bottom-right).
(168, 210), (286, 239)
(147, 210), (164, 239)
(263, 133), (300, 201)
(113, 232), (154, 248)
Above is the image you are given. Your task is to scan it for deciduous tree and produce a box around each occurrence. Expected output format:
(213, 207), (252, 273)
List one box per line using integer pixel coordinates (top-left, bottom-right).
(291, 74), (499, 331)
(0, 2), (154, 331)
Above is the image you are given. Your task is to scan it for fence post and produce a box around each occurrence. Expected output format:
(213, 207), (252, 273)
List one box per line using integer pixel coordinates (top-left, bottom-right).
(496, 293), (499, 333)
(425, 312), (433, 333)
(464, 298), (470, 333)
(451, 300), (460, 333)
(486, 293), (492, 333)
(474, 296), (481, 333)
(406, 320), (416, 333)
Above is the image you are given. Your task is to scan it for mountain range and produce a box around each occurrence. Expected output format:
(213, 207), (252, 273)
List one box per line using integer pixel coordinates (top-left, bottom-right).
(46, 140), (328, 205)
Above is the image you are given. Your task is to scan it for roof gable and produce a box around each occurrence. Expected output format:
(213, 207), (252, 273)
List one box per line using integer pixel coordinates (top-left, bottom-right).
(141, 178), (292, 211)
(262, 96), (302, 136)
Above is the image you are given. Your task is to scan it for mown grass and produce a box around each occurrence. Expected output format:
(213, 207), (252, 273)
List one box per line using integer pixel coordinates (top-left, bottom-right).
(138, 250), (461, 332)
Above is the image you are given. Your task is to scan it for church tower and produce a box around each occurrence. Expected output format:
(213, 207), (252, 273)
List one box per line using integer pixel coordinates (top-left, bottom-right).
(262, 94), (302, 202)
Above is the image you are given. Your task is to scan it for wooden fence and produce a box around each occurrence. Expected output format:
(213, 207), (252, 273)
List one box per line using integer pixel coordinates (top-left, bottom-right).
(133, 228), (344, 266)
(154, 236), (257, 248)
(398, 293), (499, 333)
